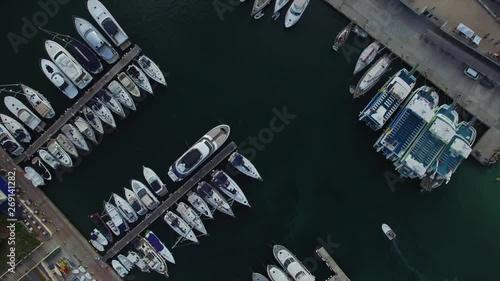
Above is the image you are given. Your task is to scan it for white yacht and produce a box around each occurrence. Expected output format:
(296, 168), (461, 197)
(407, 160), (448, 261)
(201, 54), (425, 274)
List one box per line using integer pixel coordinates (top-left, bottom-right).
(117, 72), (141, 98)
(56, 133), (79, 158)
(135, 237), (169, 276)
(272, 0), (290, 19)
(382, 223), (396, 240)
(117, 254), (134, 271)
(88, 99), (116, 128)
(108, 80), (136, 111)
(353, 41), (380, 75)
(137, 55), (167, 86)
(196, 181), (234, 217)
(228, 152), (262, 180)
(112, 192), (139, 223)
(38, 149), (60, 169)
(168, 124), (230, 182)
(86, 0), (129, 47)
(267, 265), (293, 281)
(131, 179), (160, 210)
(74, 116), (97, 144)
(73, 16), (119, 64)
(47, 139), (73, 168)
(176, 202), (207, 235)
(0, 113), (31, 144)
(104, 201), (130, 233)
(40, 58), (79, 99)
(284, 0), (309, 28)
(20, 84), (55, 119)
(351, 54), (391, 98)
(145, 230), (176, 264)
(253, 272), (271, 281)
(143, 166), (168, 196)
(187, 191), (213, 219)
(126, 251), (150, 273)
(251, 0), (271, 19)
(97, 90), (125, 118)
(163, 211), (199, 243)
(24, 166), (45, 187)
(61, 123), (89, 152)
(211, 170), (250, 207)
(273, 245), (315, 281)
(82, 106), (104, 134)
(126, 65), (153, 94)
(111, 260), (128, 278)
(4, 96), (46, 133)
(0, 124), (24, 157)
(31, 157), (52, 180)
(44, 40), (93, 89)
(91, 228), (108, 246)
(90, 239), (104, 252)
(124, 187), (148, 216)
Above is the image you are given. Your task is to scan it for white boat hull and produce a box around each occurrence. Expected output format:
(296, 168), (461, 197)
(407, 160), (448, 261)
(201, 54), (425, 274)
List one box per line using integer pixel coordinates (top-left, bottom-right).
(127, 65), (153, 94)
(73, 16), (119, 64)
(117, 72), (141, 97)
(163, 211), (198, 243)
(131, 179), (160, 210)
(108, 80), (136, 111)
(143, 166), (168, 196)
(4, 96), (45, 132)
(87, 0), (129, 47)
(176, 202), (207, 235)
(187, 191), (213, 219)
(0, 114), (31, 144)
(40, 59), (79, 99)
(124, 187), (148, 216)
(20, 84), (55, 119)
(137, 55), (167, 86)
(38, 149), (60, 169)
(61, 124), (90, 151)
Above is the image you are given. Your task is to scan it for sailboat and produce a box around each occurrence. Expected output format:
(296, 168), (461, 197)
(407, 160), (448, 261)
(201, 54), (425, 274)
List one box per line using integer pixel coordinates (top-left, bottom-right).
(353, 41), (380, 75)
(211, 170), (250, 207)
(126, 65), (153, 94)
(228, 152), (262, 180)
(176, 202), (207, 235)
(332, 22), (354, 51)
(137, 55), (167, 86)
(107, 80), (136, 111)
(163, 211), (199, 243)
(87, 99), (116, 128)
(81, 106), (104, 134)
(117, 72), (141, 98)
(56, 133), (79, 158)
(350, 54), (391, 98)
(187, 191), (213, 219)
(97, 90), (125, 118)
(196, 181), (234, 217)
(74, 117), (97, 144)
(143, 166), (168, 196)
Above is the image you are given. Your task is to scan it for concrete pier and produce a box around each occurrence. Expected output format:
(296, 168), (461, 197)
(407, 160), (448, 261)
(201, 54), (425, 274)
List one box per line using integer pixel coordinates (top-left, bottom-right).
(14, 45), (142, 165)
(315, 247), (350, 281)
(102, 141), (238, 261)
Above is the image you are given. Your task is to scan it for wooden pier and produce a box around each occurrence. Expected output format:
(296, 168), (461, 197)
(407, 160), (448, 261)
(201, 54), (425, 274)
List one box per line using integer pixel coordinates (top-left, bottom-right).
(14, 45), (142, 165)
(315, 247), (350, 281)
(102, 141), (238, 261)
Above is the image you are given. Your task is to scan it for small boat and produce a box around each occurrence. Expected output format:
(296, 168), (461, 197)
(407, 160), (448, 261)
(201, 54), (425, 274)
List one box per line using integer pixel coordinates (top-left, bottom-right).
(176, 202), (207, 235)
(124, 187), (148, 216)
(89, 239), (104, 252)
(82, 106), (104, 134)
(163, 211), (199, 243)
(284, 0), (310, 28)
(88, 99), (116, 128)
(112, 192), (138, 223)
(4, 96), (46, 133)
(107, 80), (136, 111)
(111, 260), (128, 278)
(228, 152), (262, 180)
(39, 58), (79, 99)
(31, 157), (52, 180)
(273, 245), (315, 281)
(211, 170), (250, 207)
(96, 90), (125, 118)
(20, 84), (55, 119)
(126, 65), (153, 94)
(0, 124), (24, 157)
(187, 191), (213, 219)
(272, 0), (290, 19)
(38, 149), (60, 170)
(168, 124), (230, 182)
(0, 113), (31, 144)
(56, 133), (79, 158)
(91, 228), (108, 246)
(126, 251), (150, 273)
(117, 72), (141, 98)
(117, 254), (134, 271)
(90, 212), (113, 242)
(332, 22), (354, 51)
(61, 124), (89, 151)
(134, 237), (169, 276)
(251, 0), (271, 19)
(145, 230), (176, 264)
(104, 214), (120, 236)
(143, 166), (168, 196)
(73, 16), (119, 64)
(86, 0), (129, 47)
(352, 25), (368, 38)
(351, 54), (391, 98)
(196, 181), (234, 217)
(267, 265), (293, 281)
(382, 223), (396, 240)
(47, 139), (73, 168)
(131, 179), (160, 210)
(44, 40), (93, 89)
(353, 41), (380, 75)
(253, 272), (271, 281)
(24, 166), (45, 187)
(104, 201), (130, 233)
(74, 116), (98, 144)
(137, 55), (167, 86)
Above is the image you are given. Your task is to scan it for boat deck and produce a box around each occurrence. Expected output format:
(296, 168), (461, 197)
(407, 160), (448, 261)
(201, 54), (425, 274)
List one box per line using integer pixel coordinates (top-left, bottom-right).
(315, 247), (350, 281)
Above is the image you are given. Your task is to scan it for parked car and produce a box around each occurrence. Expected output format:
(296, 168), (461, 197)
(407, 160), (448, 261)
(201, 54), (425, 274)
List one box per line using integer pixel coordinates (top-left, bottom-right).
(480, 78), (495, 89)
(463, 67), (479, 80)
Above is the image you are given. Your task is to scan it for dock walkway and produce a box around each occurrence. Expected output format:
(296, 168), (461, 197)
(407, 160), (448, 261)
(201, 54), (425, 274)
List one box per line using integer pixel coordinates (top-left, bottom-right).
(102, 141), (238, 261)
(315, 247), (350, 281)
(14, 45), (142, 165)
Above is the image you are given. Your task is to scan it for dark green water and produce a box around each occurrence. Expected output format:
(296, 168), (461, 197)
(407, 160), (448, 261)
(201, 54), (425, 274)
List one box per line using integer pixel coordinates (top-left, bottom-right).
(1, 1), (500, 280)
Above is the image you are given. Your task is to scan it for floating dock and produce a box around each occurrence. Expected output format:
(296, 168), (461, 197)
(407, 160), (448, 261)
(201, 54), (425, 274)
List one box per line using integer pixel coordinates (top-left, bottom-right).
(315, 247), (350, 281)
(102, 141), (238, 261)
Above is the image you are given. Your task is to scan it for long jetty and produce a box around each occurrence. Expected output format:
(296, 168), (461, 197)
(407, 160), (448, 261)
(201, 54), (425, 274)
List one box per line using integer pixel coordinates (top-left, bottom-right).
(316, 247), (350, 281)
(102, 141), (238, 261)
(14, 45), (142, 165)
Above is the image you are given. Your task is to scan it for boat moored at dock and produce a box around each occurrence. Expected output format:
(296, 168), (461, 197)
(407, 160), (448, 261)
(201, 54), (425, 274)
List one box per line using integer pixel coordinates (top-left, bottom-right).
(126, 65), (153, 94)
(40, 58), (79, 99)
(163, 211), (199, 243)
(176, 202), (207, 235)
(47, 139), (73, 168)
(228, 152), (262, 180)
(332, 22), (354, 51)
(251, 0), (271, 19)
(104, 201), (130, 233)
(38, 149), (60, 170)
(126, 251), (150, 273)
(31, 157), (52, 180)
(20, 84), (55, 119)
(211, 170), (250, 207)
(117, 254), (134, 271)
(123, 187), (148, 216)
(4, 96), (46, 133)
(145, 230), (176, 264)
(353, 41), (380, 75)
(267, 265), (293, 281)
(134, 237), (169, 276)
(24, 166), (45, 187)
(82, 106), (104, 134)
(284, 0), (310, 28)
(117, 72), (141, 98)
(86, 0), (129, 47)
(56, 133), (79, 158)
(131, 179), (160, 210)
(0, 124), (24, 157)
(253, 272), (271, 281)
(90, 212), (113, 242)
(92, 228), (108, 246)
(107, 80), (136, 111)
(272, 0), (290, 19)
(0, 114), (31, 144)
(137, 55), (167, 86)
(111, 259), (128, 277)
(90, 238), (105, 252)
(112, 192), (139, 223)
(196, 181), (234, 217)
(351, 54), (391, 98)
(73, 16), (119, 64)
(187, 191), (213, 219)
(88, 99), (116, 128)
(273, 245), (315, 281)
(61, 124), (90, 152)
(97, 90), (125, 118)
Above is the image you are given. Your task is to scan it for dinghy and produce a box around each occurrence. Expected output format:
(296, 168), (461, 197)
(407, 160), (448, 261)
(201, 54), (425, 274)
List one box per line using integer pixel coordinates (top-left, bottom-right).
(40, 58), (79, 99)
(142, 166), (167, 196)
(82, 106), (105, 134)
(353, 41), (380, 75)
(86, 0), (129, 47)
(56, 133), (79, 158)
(350, 54), (391, 98)
(228, 152), (262, 180)
(20, 84), (55, 119)
(0, 114), (31, 144)
(332, 22), (354, 51)
(117, 72), (141, 98)
(31, 157), (52, 180)
(73, 16), (119, 64)
(4, 96), (46, 133)
(137, 55), (167, 86)
(38, 149), (60, 170)
(61, 124), (89, 151)
(88, 99), (116, 128)
(187, 191), (213, 219)
(126, 65), (153, 94)
(97, 90), (125, 118)
(74, 116), (98, 143)
(107, 80), (136, 111)
(47, 139), (73, 168)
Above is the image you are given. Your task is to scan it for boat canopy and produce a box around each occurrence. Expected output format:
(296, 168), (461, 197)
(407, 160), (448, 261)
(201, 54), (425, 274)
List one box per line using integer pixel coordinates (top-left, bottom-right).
(180, 149), (203, 170)
(85, 31), (105, 48)
(213, 172), (229, 186)
(408, 97), (435, 122)
(232, 154), (244, 166)
(103, 18), (119, 36)
(450, 138), (472, 158)
(429, 118), (456, 143)
(150, 180), (162, 192)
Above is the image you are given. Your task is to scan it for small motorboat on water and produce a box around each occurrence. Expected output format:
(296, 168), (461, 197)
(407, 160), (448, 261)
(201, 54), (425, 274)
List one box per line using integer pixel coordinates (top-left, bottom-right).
(31, 157), (52, 180)
(228, 152), (262, 180)
(20, 84), (55, 119)
(251, 0), (271, 19)
(196, 181), (234, 217)
(0, 124), (24, 157)
(38, 149), (60, 170)
(143, 166), (168, 196)
(126, 65), (153, 94)
(137, 55), (167, 86)
(353, 41), (380, 75)
(56, 133), (79, 158)
(104, 201), (130, 233)
(267, 265), (293, 281)
(131, 179), (160, 210)
(4, 96), (46, 133)
(163, 211), (199, 243)
(126, 251), (150, 273)
(272, 0), (290, 19)
(253, 272), (271, 281)
(134, 237), (169, 276)
(117, 254), (134, 271)
(73, 16), (119, 64)
(211, 170), (250, 207)
(88, 99), (116, 128)
(107, 80), (136, 111)
(24, 166), (45, 187)
(81, 106), (104, 134)
(117, 72), (141, 98)
(112, 192), (138, 223)
(284, 0), (309, 28)
(382, 223), (396, 240)
(111, 259), (129, 278)
(39, 58), (79, 99)
(0, 113), (31, 144)
(332, 22), (354, 51)
(47, 139), (73, 168)
(124, 187), (148, 216)
(352, 24), (368, 38)
(74, 116), (98, 144)
(91, 228), (108, 246)
(168, 124), (230, 182)
(350, 54), (392, 98)
(61, 123), (89, 152)
(176, 202), (207, 235)
(86, 0), (129, 47)
(90, 239), (104, 252)
(145, 230), (176, 264)
(90, 212), (113, 242)
(187, 191), (213, 219)
(97, 90), (125, 118)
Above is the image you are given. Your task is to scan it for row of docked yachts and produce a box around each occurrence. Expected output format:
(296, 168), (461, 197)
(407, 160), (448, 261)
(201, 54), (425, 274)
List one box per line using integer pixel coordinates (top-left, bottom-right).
(252, 245), (315, 281)
(244, 0), (310, 28)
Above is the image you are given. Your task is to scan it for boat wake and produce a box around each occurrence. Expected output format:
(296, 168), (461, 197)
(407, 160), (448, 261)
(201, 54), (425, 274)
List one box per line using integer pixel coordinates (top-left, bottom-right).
(391, 240), (427, 281)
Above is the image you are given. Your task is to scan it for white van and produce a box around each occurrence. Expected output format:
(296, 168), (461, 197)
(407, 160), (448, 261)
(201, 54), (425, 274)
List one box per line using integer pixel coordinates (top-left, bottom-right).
(463, 67), (479, 80)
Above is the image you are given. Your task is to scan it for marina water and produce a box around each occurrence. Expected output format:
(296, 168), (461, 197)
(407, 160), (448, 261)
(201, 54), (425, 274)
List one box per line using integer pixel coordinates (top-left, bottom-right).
(1, 0), (500, 280)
